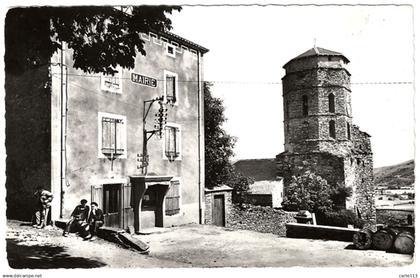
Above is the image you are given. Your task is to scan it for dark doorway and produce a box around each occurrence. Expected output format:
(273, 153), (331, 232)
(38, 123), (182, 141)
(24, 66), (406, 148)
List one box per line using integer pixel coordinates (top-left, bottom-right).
(103, 184), (121, 228)
(212, 194), (225, 227)
(141, 185), (168, 227)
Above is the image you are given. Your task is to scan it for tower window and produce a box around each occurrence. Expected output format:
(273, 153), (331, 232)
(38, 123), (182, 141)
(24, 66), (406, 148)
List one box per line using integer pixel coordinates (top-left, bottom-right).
(302, 95), (308, 116)
(329, 120), (336, 139)
(347, 122), (351, 140)
(328, 93), (335, 113)
(285, 101), (290, 119)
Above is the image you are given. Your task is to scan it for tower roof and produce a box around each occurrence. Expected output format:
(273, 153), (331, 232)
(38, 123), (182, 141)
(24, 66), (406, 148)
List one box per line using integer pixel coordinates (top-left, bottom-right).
(284, 46), (350, 68)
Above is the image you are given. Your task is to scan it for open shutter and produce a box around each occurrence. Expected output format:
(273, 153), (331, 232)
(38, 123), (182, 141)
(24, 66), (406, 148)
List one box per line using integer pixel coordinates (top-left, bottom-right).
(165, 126), (176, 156)
(175, 127), (181, 157)
(165, 180), (180, 216)
(123, 183), (132, 209)
(102, 118), (111, 153)
(116, 119), (125, 155)
(166, 75), (176, 103)
(91, 184), (103, 211)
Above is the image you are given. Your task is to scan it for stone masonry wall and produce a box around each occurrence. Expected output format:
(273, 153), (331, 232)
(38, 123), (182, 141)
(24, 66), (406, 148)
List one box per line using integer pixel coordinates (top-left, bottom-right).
(277, 52), (376, 226)
(227, 204), (297, 237)
(349, 125), (376, 226)
(376, 208), (414, 226)
(276, 152), (345, 190)
(204, 189), (233, 225)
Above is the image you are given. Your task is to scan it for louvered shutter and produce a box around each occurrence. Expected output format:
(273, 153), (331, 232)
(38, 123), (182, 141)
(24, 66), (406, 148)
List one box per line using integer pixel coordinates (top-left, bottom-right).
(165, 180), (180, 216)
(91, 185), (103, 210)
(175, 127), (181, 156)
(166, 76), (176, 103)
(116, 119), (125, 154)
(102, 118), (112, 153)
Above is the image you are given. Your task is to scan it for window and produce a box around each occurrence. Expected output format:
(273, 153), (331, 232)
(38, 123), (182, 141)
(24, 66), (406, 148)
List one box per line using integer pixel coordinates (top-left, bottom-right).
(329, 120), (336, 139)
(164, 123), (181, 161)
(166, 43), (176, 58)
(164, 70), (178, 104)
(302, 95), (308, 116)
(101, 66), (122, 94)
(285, 100), (290, 119)
(328, 93), (335, 113)
(98, 112), (127, 158)
(347, 122), (351, 140)
(165, 180), (181, 216)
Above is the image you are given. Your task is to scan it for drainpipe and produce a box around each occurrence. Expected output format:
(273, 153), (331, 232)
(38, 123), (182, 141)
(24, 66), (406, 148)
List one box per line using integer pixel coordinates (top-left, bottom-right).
(197, 52), (203, 224)
(60, 42), (68, 219)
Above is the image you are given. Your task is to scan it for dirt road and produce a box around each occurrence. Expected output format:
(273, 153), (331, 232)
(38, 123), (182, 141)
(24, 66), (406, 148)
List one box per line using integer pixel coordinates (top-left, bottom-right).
(142, 224), (413, 267)
(5, 220), (413, 268)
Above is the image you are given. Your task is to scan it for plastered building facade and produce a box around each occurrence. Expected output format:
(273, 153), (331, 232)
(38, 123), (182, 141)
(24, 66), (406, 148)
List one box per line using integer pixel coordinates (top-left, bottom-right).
(6, 29), (208, 233)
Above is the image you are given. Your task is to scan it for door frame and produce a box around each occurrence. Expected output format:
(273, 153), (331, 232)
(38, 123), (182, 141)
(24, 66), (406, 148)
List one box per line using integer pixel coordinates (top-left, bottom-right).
(212, 194), (226, 227)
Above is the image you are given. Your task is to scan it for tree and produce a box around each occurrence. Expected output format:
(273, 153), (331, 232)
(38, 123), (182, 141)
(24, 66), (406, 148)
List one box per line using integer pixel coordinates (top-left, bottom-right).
(204, 82), (237, 189)
(204, 82), (253, 202)
(5, 6), (181, 75)
(282, 171), (352, 213)
(282, 171), (334, 214)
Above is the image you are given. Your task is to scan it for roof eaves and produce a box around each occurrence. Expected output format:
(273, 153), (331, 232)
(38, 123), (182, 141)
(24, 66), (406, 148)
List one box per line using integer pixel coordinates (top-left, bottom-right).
(160, 30), (209, 54)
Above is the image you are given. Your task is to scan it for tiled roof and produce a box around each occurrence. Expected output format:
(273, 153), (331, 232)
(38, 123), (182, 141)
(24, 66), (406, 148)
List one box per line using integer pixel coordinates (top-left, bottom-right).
(161, 30), (209, 54)
(284, 46), (349, 67)
(233, 158), (279, 181)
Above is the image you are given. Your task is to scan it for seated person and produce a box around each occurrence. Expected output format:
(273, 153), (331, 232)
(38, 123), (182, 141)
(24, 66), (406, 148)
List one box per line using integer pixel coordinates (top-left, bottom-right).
(63, 199), (90, 237)
(86, 202), (104, 240)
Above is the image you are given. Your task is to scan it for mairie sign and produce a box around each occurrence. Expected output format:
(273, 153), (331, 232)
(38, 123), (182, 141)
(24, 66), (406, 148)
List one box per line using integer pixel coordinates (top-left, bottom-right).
(131, 72), (157, 88)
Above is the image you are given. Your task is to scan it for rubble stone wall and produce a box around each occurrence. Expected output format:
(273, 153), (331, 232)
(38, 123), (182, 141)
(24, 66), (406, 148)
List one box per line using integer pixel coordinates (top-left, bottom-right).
(204, 189), (233, 225)
(376, 208), (415, 226)
(227, 204), (297, 237)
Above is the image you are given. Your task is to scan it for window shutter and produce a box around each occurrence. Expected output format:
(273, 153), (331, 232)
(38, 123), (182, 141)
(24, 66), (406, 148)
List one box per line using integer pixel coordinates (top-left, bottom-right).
(116, 119), (125, 154)
(91, 185), (103, 210)
(165, 180), (180, 216)
(165, 126), (176, 155)
(166, 76), (176, 102)
(102, 118), (112, 153)
(165, 126), (170, 155)
(175, 127), (181, 156)
(123, 184), (132, 209)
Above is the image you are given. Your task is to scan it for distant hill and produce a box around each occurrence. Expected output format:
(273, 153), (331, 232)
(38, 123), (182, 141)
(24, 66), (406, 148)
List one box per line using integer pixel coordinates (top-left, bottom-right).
(374, 160), (415, 189)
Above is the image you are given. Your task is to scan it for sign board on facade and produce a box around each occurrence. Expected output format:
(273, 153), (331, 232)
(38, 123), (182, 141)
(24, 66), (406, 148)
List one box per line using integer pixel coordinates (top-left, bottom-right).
(131, 73), (157, 88)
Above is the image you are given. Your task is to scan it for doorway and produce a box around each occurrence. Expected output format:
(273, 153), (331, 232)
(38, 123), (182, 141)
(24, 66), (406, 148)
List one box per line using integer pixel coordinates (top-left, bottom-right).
(212, 194), (225, 227)
(141, 184), (168, 228)
(103, 183), (121, 228)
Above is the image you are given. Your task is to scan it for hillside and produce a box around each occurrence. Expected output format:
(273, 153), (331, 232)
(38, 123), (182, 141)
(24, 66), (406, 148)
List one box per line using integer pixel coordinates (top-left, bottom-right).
(374, 159), (415, 189)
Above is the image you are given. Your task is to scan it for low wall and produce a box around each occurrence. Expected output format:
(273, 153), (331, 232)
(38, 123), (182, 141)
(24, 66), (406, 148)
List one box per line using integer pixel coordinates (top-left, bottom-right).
(227, 204), (297, 237)
(376, 208), (415, 226)
(286, 223), (360, 242)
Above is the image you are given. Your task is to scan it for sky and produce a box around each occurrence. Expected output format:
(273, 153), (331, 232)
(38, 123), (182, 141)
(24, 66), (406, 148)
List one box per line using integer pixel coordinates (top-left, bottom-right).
(169, 4), (415, 168)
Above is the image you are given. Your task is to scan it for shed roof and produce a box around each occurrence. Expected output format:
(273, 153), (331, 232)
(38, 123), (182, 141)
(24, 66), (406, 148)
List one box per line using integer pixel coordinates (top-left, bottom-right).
(284, 46), (349, 68)
(233, 158), (279, 181)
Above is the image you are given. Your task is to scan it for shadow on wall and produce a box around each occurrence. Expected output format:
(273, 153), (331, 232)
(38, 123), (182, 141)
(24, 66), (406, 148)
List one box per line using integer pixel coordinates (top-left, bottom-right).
(6, 239), (106, 269)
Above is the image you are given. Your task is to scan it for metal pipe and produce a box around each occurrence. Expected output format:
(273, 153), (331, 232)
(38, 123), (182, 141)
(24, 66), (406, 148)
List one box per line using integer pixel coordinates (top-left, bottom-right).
(59, 43), (68, 219)
(60, 42), (67, 218)
(197, 52), (203, 224)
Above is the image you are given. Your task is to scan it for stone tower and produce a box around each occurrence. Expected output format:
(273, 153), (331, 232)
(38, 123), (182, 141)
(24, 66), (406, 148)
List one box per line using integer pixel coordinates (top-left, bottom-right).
(277, 47), (376, 224)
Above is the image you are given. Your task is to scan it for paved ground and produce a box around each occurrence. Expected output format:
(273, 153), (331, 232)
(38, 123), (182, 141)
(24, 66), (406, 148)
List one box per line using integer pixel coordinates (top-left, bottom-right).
(5, 220), (414, 268)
